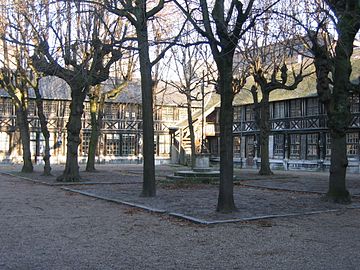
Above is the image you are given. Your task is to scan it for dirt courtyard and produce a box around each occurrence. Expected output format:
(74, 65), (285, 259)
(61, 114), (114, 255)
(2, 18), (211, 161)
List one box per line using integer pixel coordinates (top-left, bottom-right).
(1, 164), (359, 269)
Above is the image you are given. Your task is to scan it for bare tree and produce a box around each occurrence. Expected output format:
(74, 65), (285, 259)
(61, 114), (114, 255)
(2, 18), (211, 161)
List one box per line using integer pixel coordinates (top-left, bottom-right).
(86, 80), (128, 171)
(290, 0), (360, 203)
(316, 0), (359, 203)
(173, 0), (276, 212)
(31, 1), (125, 181)
(0, 1), (35, 173)
(85, 17), (136, 172)
(106, 0), (184, 197)
(241, 6), (312, 175)
(0, 0), (54, 175)
(166, 40), (214, 168)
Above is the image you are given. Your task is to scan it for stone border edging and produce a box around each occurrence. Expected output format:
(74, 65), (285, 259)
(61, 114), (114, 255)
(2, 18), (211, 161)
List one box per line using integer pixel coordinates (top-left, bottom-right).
(3, 171), (360, 225)
(0, 172), (141, 186)
(61, 188), (167, 214)
(63, 187), (360, 225)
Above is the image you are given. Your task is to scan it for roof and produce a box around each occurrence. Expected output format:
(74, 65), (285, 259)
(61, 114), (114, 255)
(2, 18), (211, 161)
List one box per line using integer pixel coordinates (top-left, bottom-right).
(0, 76), (210, 106)
(233, 48), (360, 106)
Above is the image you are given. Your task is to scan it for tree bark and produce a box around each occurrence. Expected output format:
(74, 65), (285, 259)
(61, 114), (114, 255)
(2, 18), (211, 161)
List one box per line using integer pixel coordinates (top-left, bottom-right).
(186, 95), (196, 169)
(34, 88), (51, 176)
(322, 6), (359, 203)
(216, 62), (236, 213)
(16, 106), (33, 173)
(326, 133), (350, 202)
(86, 96), (100, 172)
(57, 89), (86, 182)
(137, 24), (156, 197)
(258, 95), (273, 175)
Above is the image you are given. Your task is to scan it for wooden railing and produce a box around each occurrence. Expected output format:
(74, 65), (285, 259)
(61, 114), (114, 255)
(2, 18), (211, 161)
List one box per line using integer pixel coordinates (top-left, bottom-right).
(233, 112), (360, 134)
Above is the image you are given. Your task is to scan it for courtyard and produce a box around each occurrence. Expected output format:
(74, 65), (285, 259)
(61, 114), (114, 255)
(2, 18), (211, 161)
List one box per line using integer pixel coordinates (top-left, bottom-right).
(0, 164), (359, 269)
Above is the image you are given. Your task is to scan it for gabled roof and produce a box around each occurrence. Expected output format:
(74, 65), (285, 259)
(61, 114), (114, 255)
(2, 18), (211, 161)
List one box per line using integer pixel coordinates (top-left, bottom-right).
(0, 76), (210, 106)
(233, 48), (360, 106)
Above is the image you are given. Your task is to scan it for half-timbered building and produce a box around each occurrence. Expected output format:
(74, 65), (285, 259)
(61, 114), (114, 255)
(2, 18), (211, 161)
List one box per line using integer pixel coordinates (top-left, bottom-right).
(0, 76), (202, 165)
(0, 50), (359, 173)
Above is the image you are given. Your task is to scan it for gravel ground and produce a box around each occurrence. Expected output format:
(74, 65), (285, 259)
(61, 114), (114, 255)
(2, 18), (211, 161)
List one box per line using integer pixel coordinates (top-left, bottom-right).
(1, 165), (360, 269)
(69, 183), (360, 222)
(1, 173), (360, 269)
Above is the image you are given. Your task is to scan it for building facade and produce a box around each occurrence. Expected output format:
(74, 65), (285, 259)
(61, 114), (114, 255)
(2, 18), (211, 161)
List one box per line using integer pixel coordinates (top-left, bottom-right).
(205, 94), (360, 173)
(0, 76), (359, 173)
(0, 77), (198, 165)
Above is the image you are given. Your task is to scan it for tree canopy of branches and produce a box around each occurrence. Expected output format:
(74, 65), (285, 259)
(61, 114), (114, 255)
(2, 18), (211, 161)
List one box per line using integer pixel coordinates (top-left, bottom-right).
(30, 1), (126, 181)
(173, 0), (276, 212)
(241, 2), (312, 175)
(290, 0), (360, 203)
(0, 0), (39, 173)
(166, 37), (215, 168)
(105, 0), (184, 197)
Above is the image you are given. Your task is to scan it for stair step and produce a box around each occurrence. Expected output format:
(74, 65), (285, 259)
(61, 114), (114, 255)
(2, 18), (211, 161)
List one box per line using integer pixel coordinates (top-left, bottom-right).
(174, 170), (220, 178)
(166, 175), (185, 181)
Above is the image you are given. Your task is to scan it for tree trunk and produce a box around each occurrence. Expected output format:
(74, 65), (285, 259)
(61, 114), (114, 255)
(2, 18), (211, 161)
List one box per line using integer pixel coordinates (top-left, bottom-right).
(34, 88), (51, 176)
(258, 95), (273, 175)
(186, 96), (196, 169)
(16, 106), (33, 173)
(86, 97), (100, 172)
(57, 90), (86, 182)
(216, 63), (236, 213)
(137, 25), (156, 197)
(323, 13), (358, 203)
(326, 133), (350, 203)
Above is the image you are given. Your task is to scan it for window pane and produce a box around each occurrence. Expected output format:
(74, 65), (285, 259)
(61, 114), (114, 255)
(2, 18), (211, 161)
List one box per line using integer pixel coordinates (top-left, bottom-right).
(122, 134), (136, 156)
(290, 134), (301, 158)
(290, 100), (302, 117)
(273, 134), (284, 157)
(347, 133), (359, 156)
(307, 133), (318, 159)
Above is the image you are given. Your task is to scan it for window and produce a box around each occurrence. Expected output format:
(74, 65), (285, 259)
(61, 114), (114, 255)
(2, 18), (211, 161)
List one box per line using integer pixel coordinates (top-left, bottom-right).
(0, 99), (13, 116)
(350, 94), (360, 113)
(59, 101), (70, 118)
(233, 136), (241, 155)
(104, 104), (118, 119)
(43, 101), (57, 117)
(122, 134), (136, 156)
(347, 133), (359, 156)
(290, 134), (301, 158)
(307, 133), (318, 159)
(30, 132), (37, 156)
(273, 134), (284, 157)
(83, 102), (90, 118)
(80, 132), (91, 156)
(162, 107), (174, 121)
(246, 135), (254, 158)
(27, 100), (37, 116)
(178, 108), (187, 120)
(0, 132), (10, 153)
(290, 99), (302, 117)
(154, 107), (162, 120)
(119, 104), (126, 119)
(106, 133), (121, 156)
(158, 134), (170, 156)
(273, 102), (285, 119)
(245, 105), (254, 121)
(137, 106), (142, 119)
(307, 98), (319, 116)
(326, 133), (331, 157)
(234, 107), (241, 121)
(173, 108), (179, 121)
